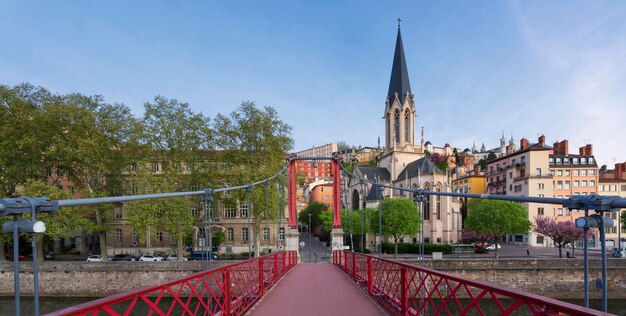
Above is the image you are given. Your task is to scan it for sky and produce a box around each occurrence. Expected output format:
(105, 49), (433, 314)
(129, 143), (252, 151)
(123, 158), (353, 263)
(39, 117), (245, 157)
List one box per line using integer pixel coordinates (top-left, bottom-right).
(1, 1), (626, 167)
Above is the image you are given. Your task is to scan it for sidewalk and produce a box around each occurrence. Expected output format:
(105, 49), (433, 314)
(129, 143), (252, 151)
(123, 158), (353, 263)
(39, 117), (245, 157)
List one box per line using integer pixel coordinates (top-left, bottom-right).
(246, 263), (387, 316)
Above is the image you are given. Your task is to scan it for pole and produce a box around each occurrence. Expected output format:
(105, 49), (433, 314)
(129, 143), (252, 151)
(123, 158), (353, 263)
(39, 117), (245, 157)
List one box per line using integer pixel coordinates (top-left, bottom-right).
(583, 205), (589, 308)
(30, 203), (40, 316)
(378, 183), (383, 255)
(265, 182), (269, 252)
(246, 185), (252, 259)
(309, 214), (312, 262)
(12, 217), (20, 316)
(599, 215), (608, 312)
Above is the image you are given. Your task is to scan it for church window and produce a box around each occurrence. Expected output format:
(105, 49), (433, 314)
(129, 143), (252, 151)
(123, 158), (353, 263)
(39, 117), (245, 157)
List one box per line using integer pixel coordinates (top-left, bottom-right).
(436, 185), (441, 220)
(404, 110), (410, 143)
(394, 110), (400, 143)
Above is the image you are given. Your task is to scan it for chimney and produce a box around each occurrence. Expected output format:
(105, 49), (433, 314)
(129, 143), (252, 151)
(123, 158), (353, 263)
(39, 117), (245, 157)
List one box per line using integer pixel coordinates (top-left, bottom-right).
(616, 162), (625, 180)
(585, 144), (593, 156)
(520, 138), (529, 150)
(538, 135), (545, 146)
(579, 146), (586, 156)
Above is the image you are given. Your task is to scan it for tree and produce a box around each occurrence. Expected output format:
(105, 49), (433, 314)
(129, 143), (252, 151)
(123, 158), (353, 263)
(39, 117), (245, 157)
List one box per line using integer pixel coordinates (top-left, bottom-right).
(212, 101), (293, 257)
(534, 216), (591, 258)
(320, 208), (370, 251)
(336, 141), (351, 151)
(464, 200), (531, 258)
(212, 230), (226, 251)
(298, 202), (328, 232)
(369, 199), (420, 258)
(621, 210), (626, 233)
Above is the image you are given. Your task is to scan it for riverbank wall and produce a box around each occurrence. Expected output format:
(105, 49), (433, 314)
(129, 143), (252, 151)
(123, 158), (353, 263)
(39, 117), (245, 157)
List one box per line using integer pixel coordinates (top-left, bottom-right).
(1, 258), (624, 299)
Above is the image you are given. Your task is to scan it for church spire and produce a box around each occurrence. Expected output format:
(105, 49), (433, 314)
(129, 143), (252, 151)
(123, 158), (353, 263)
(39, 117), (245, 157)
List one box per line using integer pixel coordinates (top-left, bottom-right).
(387, 19), (411, 105)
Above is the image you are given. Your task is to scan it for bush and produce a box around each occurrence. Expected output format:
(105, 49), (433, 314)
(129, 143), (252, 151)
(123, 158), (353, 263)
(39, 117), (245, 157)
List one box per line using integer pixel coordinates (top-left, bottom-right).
(474, 248), (488, 254)
(381, 242), (454, 255)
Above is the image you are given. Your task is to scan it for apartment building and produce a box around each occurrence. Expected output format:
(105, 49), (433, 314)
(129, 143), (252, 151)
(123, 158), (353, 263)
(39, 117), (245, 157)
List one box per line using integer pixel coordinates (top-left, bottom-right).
(293, 143), (338, 158)
(599, 162), (626, 249)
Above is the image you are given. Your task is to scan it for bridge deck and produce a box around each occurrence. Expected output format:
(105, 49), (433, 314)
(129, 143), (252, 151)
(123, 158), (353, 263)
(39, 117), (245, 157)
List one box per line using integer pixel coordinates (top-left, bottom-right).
(246, 262), (387, 316)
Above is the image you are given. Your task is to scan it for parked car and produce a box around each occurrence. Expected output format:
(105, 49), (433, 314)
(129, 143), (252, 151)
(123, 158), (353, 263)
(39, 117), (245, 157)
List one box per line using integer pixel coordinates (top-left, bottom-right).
(486, 244), (501, 251)
(473, 242), (489, 249)
(188, 251), (218, 261)
(166, 254), (187, 261)
(110, 254), (137, 261)
(86, 255), (103, 262)
(139, 254), (163, 262)
(45, 252), (55, 260)
(6, 254), (27, 261)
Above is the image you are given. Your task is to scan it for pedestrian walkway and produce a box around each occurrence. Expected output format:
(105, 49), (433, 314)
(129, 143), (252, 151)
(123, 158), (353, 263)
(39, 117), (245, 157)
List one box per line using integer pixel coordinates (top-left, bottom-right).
(246, 263), (387, 316)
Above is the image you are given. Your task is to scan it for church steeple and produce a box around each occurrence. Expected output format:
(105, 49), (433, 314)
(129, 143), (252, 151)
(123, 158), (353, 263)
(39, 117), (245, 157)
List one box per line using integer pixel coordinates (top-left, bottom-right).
(387, 20), (412, 105)
(384, 19), (416, 150)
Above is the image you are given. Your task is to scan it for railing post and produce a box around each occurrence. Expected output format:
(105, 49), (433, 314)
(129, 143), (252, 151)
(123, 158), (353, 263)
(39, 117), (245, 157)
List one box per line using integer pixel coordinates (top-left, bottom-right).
(282, 252), (286, 274)
(274, 254), (279, 283)
(367, 257), (373, 294)
(352, 252), (357, 280)
(223, 269), (231, 316)
(344, 252), (348, 272)
(401, 266), (408, 316)
(259, 257), (264, 297)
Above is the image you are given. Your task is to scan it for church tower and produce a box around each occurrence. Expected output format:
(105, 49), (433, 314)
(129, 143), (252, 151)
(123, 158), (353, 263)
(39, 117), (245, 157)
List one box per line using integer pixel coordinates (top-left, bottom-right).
(384, 20), (416, 149)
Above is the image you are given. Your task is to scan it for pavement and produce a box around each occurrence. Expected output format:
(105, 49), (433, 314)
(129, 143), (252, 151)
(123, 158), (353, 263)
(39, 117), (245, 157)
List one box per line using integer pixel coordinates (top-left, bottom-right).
(246, 263), (387, 316)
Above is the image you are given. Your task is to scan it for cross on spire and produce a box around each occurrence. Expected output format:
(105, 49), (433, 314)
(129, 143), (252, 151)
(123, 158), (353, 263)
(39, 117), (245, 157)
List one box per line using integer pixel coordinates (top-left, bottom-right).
(397, 18), (402, 29)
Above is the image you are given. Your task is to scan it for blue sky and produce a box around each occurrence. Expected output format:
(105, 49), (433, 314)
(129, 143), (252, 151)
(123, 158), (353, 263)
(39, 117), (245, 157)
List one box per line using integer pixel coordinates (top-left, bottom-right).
(1, 1), (626, 166)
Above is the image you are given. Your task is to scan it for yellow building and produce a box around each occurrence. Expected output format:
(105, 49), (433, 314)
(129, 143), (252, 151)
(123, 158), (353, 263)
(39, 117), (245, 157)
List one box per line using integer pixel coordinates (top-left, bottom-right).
(452, 175), (486, 194)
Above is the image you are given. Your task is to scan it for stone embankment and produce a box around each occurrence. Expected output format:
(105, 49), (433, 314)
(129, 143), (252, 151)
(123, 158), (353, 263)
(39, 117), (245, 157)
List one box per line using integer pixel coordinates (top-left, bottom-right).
(0, 258), (624, 299)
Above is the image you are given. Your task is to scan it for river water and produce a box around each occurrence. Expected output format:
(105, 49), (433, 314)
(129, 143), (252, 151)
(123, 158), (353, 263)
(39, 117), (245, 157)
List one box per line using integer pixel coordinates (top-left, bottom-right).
(1, 296), (625, 315)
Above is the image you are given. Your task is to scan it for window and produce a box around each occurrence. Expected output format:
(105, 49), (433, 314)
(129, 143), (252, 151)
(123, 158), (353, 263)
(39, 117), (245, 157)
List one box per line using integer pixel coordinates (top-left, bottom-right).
(565, 170), (570, 176)
(239, 203), (248, 217)
(536, 168), (542, 176)
(556, 158), (562, 164)
(227, 228), (234, 241)
(538, 207), (544, 216)
(573, 170), (579, 176)
(557, 208), (563, 216)
(114, 204), (123, 219)
(242, 228), (249, 243)
(550, 170), (555, 176)
(156, 232), (163, 241)
(611, 185), (617, 191)
(563, 157), (569, 164)
(191, 208), (199, 218)
(588, 157), (595, 164)
(279, 227), (285, 240)
(263, 227), (270, 241)
(130, 182), (138, 195)
(509, 172), (513, 179)
(394, 110), (400, 143)
(424, 194), (431, 220)
(151, 162), (161, 173)
(129, 163), (137, 172)
(574, 181), (579, 187)
(590, 180), (596, 187)
(582, 180), (587, 187)
(589, 170), (596, 176)
(557, 181), (563, 190)
(557, 170), (562, 176)
(581, 157), (587, 164)
(538, 194), (544, 198)
(436, 187), (441, 221)
(404, 110), (410, 143)
(115, 229), (122, 243)
(132, 232), (139, 244)
(548, 157), (554, 164)
(581, 170), (587, 176)
(536, 236), (544, 244)
(599, 185), (604, 192)
(224, 203), (236, 218)
(537, 183), (544, 190)
(622, 184), (626, 191)
(565, 181), (570, 190)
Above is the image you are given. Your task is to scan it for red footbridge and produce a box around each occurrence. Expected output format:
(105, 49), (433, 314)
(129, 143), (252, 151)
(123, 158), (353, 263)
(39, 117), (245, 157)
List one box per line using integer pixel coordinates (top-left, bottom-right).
(46, 251), (608, 316)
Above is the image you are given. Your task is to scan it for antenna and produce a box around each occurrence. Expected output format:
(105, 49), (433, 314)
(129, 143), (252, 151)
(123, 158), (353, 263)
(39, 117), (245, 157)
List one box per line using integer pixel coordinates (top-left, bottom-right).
(582, 138), (591, 145)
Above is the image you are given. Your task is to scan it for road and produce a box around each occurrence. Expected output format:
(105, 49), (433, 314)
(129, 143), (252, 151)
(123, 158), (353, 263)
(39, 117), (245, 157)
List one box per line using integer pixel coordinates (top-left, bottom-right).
(299, 233), (331, 263)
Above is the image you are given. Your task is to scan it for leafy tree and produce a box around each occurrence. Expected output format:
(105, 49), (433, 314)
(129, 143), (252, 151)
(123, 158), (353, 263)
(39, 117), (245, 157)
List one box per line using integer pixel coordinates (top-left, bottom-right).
(621, 210), (626, 233)
(298, 202), (328, 231)
(336, 141), (351, 151)
(212, 101), (293, 257)
(369, 199), (420, 258)
(320, 208), (370, 251)
(212, 230), (226, 250)
(464, 200), (531, 258)
(534, 216), (591, 258)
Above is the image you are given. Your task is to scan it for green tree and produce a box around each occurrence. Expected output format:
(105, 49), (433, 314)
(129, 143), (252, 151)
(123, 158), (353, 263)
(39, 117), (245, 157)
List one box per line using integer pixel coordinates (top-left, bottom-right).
(336, 141), (351, 151)
(298, 202), (328, 232)
(464, 200), (531, 258)
(212, 230), (226, 251)
(319, 208), (371, 251)
(212, 101), (293, 257)
(369, 199), (420, 258)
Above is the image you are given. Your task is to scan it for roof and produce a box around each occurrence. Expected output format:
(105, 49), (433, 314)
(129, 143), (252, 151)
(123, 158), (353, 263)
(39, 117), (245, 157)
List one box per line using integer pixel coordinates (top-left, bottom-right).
(387, 27), (412, 105)
(396, 157), (443, 181)
(355, 167), (391, 182)
(366, 183), (384, 201)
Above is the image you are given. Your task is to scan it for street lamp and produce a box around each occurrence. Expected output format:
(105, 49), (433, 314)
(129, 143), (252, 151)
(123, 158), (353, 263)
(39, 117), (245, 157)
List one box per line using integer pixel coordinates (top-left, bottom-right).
(308, 213), (312, 262)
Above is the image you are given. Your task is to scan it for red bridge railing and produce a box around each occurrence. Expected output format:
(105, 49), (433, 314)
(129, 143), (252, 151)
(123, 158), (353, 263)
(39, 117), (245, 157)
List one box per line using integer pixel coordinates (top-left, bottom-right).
(47, 251), (298, 316)
(333, 251), (607, 316)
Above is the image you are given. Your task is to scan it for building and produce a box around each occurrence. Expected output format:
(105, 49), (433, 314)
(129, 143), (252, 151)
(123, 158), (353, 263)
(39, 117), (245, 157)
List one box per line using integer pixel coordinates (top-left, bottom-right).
(346, 24), (461, 248)
(599, 161), (626, 249)
(308, 182), (334, 209)
(293, 144), (338, 158)
(452, 174), (486, 195)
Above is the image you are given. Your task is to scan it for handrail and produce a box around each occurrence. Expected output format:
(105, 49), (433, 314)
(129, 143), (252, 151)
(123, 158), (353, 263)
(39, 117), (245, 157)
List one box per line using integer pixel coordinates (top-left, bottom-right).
(45, 251), (298, 316)
(333, 251), (611, 316)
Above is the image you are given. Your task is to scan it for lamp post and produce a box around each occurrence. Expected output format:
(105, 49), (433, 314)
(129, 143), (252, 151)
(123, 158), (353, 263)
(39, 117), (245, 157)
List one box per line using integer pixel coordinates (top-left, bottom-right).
(308, 213), (312, 262)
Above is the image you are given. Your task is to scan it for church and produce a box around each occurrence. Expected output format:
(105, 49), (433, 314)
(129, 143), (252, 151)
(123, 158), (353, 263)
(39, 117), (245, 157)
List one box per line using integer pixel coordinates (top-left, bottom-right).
(346, 23), (462, 247)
